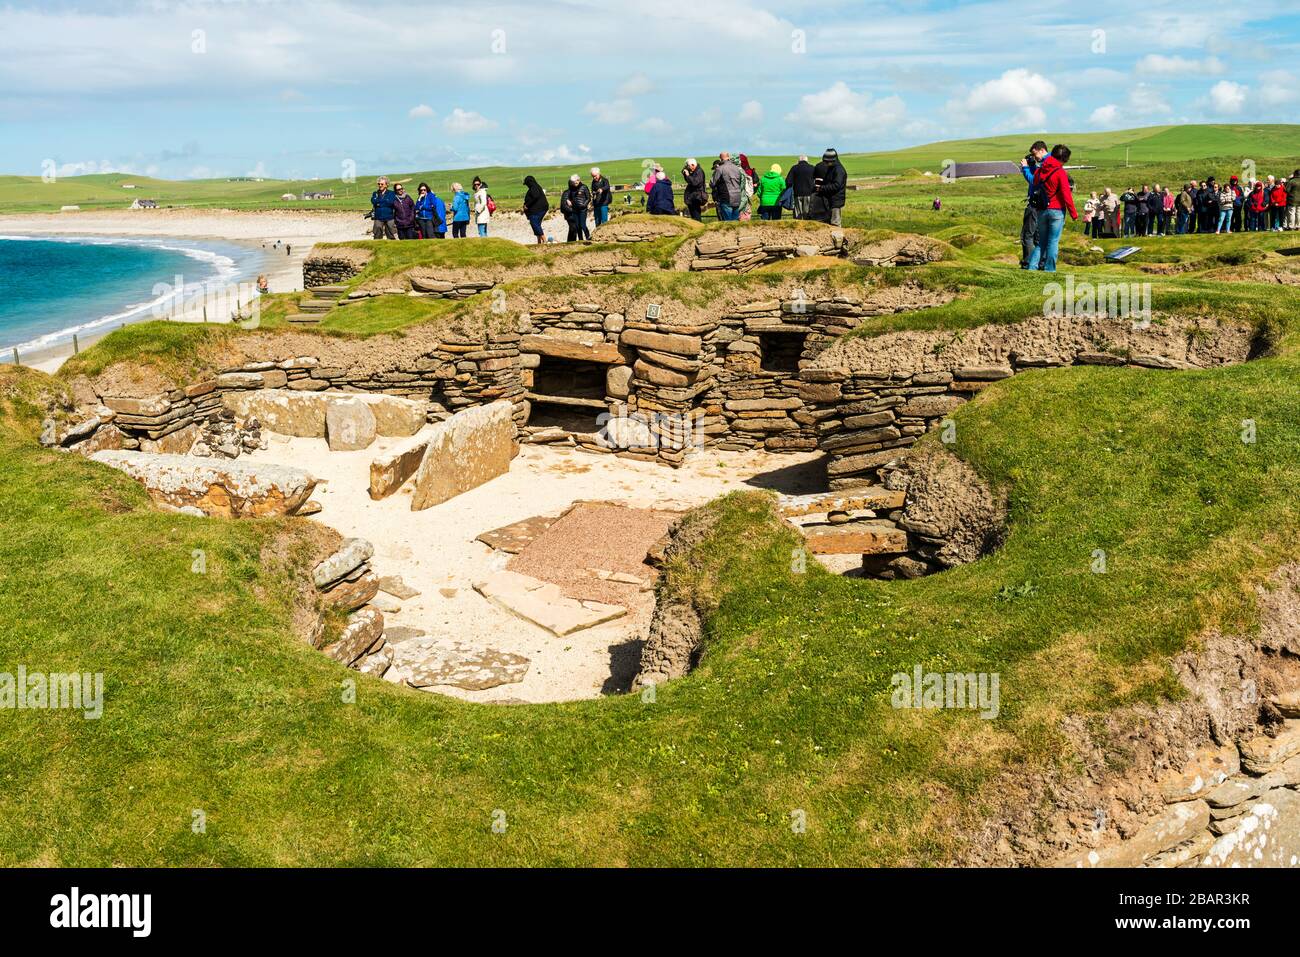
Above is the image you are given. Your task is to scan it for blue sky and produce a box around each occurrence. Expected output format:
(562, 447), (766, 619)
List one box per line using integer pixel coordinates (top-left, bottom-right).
(0, 0), (1296, 179)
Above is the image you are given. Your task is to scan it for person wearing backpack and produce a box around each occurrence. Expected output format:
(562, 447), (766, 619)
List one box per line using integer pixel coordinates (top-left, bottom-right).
(785, 155), (816, 220)
(448, 183), (471, 238)
(472, 176), (491, 237)
(646, 170), (675, 215)
(758, 163), (786, 220)
(1017, 141), (1049, 267)
(1026, 144), (1077, 273)
(812, 148), (847, 226)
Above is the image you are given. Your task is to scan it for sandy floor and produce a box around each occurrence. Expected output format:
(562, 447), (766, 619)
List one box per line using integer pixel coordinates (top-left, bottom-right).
(244, 437), (822, 703)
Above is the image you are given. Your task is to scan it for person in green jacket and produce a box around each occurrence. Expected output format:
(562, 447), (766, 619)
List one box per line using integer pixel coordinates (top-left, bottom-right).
(758, 163), (786, 220)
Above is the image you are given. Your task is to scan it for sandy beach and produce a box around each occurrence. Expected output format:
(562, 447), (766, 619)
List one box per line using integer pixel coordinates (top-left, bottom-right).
(3, 207), (558, 374)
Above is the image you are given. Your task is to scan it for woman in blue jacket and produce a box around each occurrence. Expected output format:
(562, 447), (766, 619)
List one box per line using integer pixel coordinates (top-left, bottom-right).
(449, 182), (471, 239)
(415, 183), (446, 239)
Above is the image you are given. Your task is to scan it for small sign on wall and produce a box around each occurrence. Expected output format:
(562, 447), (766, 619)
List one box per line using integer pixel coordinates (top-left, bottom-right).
(645, 303), (661, 321)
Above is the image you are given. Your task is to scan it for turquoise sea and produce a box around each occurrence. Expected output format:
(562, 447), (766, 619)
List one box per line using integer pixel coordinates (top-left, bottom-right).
(0, 235), (270, 354)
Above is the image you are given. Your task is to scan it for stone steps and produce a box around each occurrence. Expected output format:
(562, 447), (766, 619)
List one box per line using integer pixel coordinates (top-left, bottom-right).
(800, 523), (908, 555)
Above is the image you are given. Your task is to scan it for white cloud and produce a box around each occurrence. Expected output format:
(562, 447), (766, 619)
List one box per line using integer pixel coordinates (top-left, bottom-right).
(785, 81), (906, 134)
(738, 99), (764, 123)
(1008, 105), (1046, 128)
(1208, 80), (1247, 114)
(960, 68), (1056, 114)
(1127, 83), (1172, 116)
(1257, 71), (1298, 106)
(1089, 104), (1120, 127)
(1136, 54), (1225, 76)
(408, 103), (434, 119)
(583, 98), (637, 124)
(638, 117), (673, 134)
(617, 73), (654, 97)
(443, 108), (497, 134)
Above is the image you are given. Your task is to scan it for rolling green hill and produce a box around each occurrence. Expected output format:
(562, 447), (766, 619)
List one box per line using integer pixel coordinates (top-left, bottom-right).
(2, 125), (1296, 215)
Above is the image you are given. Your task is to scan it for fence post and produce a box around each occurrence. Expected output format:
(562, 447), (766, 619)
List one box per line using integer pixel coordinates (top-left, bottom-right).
(11, 349), (18, 367)
(73, 334), (79, 354)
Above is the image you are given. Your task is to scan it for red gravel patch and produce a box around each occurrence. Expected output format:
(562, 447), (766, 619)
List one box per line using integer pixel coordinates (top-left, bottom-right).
(508, 501), (680, 604)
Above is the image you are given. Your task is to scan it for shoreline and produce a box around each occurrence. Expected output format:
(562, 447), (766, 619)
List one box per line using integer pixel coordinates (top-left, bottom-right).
(1, 208), (369, 374)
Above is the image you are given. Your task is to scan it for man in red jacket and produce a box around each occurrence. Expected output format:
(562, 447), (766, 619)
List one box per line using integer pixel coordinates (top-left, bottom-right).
(1270, 179), (1288, 231)
(1026, 144), (1078, 273)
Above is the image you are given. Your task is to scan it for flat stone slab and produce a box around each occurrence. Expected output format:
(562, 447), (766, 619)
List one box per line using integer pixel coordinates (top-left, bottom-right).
(90, 450), (317, 518)
(224, 389), (426, 439)
(410, 400), (517, 511)
(313, 537), (374, 588)
(801, 523), (909, 555)
(1201, 788), (1300, 868)
(473, 569), (626, 637)
(385, 636), (530, 691)
(377, 575), (421, 600)
(368, 426), (436, 499)
(475, 514), (560, 554)
(777, 487), (906, 518)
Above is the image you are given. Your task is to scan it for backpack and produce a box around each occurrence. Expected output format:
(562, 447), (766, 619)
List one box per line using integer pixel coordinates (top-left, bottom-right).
(486, 194), (497, 214)
(1029, 169), (1051, 210)
(778, 186), (794, 211)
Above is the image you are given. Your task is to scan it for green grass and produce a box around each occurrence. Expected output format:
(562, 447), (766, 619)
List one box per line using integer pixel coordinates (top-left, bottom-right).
(5, 316), (1300, 863)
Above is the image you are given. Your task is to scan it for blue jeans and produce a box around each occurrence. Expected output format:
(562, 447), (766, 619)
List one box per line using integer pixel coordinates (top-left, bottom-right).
(527, 212), (545, 237)
(716, 203), (738, 221)
(477, 223), (488, 237)
(1027, 209), (1065, 272)
(594, 205), (609, 226)
(1217, 210), (1231, 233)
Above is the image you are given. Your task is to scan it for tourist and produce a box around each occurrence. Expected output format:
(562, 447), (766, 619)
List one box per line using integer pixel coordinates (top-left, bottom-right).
(1247, 180), (1268, 232)
(681, 158), (707, 221)
(415, 183), (446, 239)
(785, 155), (816, 219)
(932, 196), (941, 212)
(449, 182), (471, 239)
(1102, 187), (1120, 238)
(711, 152), (743, 221)
(1176, 183), (1194, 234)
(1160, 186), (1174, 236)
(758, 164), (785, 220)
(590, 168), (611, 228)
(1215, 181), (1234, 233)
(369, 176), (398, 240)
(646, 170), (675, 215)
(1117, 187), (1136, 237)
(1228, 176), (1244, 233)
(1146, 184), (1163, 236)
(522, 175), (548, 245)
(472, 177), (491, 237)
(1017, 141), (1049, 267)
(812, 148), (847, 226)
(1288, 170), (1300, 230)
(1198, 178), (1218, 234)
(1026, 144), (1077, 273)
(643, 163), (662, 196)
(1271, 177), (1288, 231)
(737, 153), (759, 219)
(1083, 192), (1098, 236)
(560, 174), (591, 241)
(1134, 186), (1151, 238)
(392, 184), (418, 239)
(256, 274), (269, 294)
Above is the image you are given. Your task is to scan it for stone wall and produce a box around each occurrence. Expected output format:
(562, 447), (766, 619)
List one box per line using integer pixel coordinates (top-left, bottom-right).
(803, 315), (1257, 490)
(302, 248), (371, 288)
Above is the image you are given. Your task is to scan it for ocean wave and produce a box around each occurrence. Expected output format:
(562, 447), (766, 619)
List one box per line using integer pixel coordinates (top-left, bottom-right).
(2, 235), (255, 353)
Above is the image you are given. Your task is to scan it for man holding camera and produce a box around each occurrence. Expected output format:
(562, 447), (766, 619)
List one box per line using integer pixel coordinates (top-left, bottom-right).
(1018, 141), (1049, 269)
(369, 176), (398, 240)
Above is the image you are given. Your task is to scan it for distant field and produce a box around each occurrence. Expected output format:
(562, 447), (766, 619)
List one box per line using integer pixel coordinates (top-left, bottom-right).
(2, 124), (1296, 214)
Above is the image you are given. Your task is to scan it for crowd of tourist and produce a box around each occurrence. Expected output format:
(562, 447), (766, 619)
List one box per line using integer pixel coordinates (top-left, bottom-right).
(366, 147), (849, 243)
(1079, 175), (1299, 238)
(1018, 139), (1300, 273)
